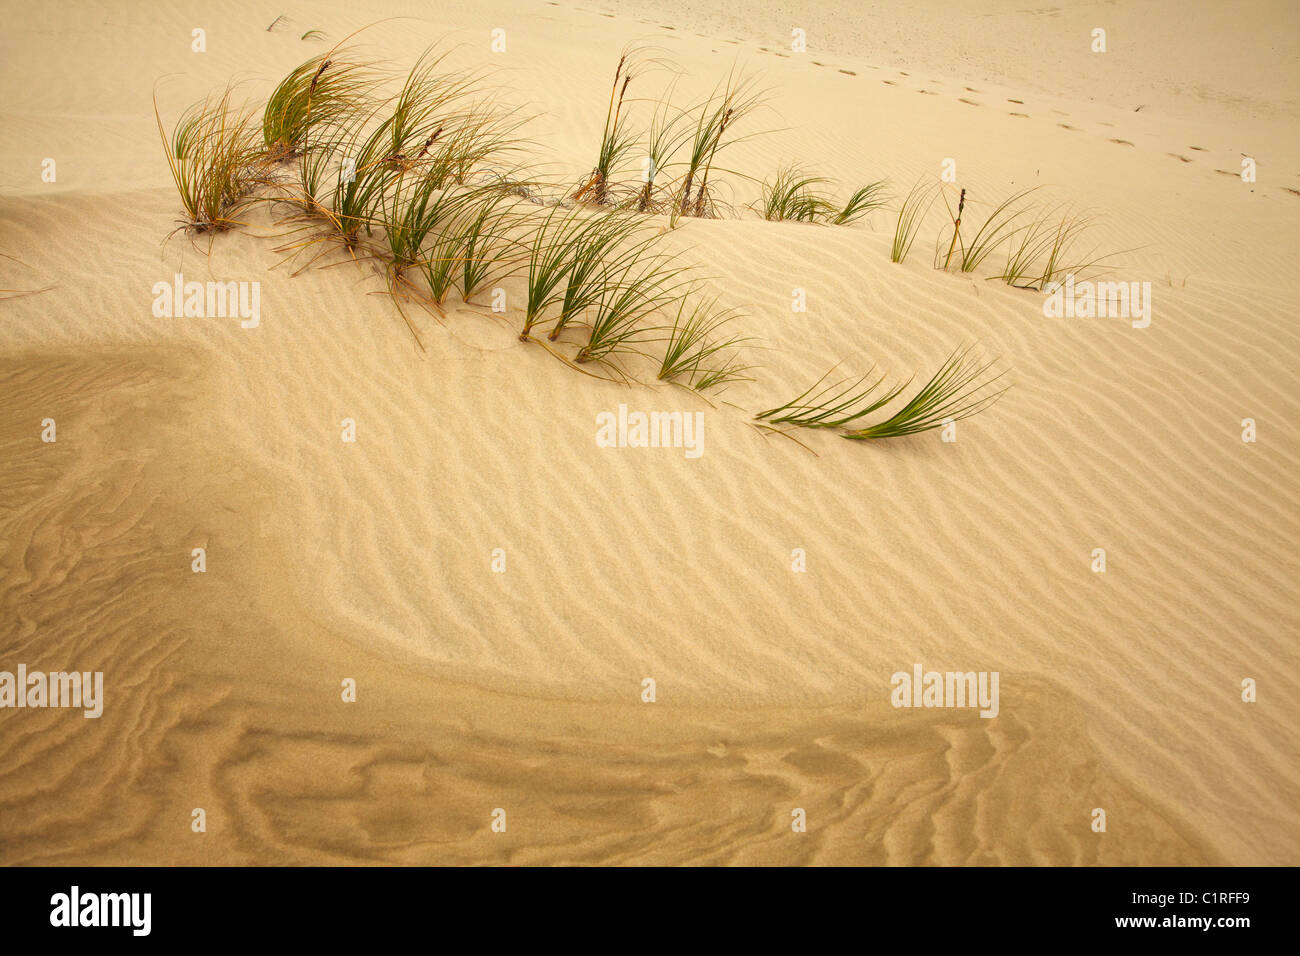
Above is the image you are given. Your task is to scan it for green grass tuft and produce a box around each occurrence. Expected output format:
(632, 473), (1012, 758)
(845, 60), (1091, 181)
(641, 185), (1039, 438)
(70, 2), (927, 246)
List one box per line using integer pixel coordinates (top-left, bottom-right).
(843, 346), (1008, 439)
(658, 296), (754, 391)
(890, 179), (941, 263)
(262, 48), (375, 163)
(156, 85), (260, 232)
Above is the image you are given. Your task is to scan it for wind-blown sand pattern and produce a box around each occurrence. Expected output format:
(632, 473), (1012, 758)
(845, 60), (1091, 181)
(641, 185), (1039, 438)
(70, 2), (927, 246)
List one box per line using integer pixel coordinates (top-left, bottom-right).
(1, 0), (1297, 865)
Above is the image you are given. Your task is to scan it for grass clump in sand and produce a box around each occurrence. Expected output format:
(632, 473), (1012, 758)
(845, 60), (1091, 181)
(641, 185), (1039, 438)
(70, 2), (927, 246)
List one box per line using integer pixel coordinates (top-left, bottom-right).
(758, 167), (834, 222)
(832, 182), (890, 224)
(933, 187), (1126, 285)
(549, 214), (649, 341)
(890, 179), (942, 263)
(757, 346), (1006, 440)
(261, 48), (377, 163)
(575, 254), (691, 367)
(573, 46), (657, 206)
(756, 367), (906, 430)
(844, 347), (1008, 439)
(657, 295), (754, 391)
(940, 187), (1038, 274)
(156, 85), (261, 233)
(632, 83), (692, 213)
(417, 186), (520, 304)
(279, 45), (509, 255)
(675, 70), (765, 219)
(521, 204), (691, 372)
(457, 190), (523, 302)
(521, 208), (612, 342)
(757, 166), (887, 224)
(998, 207), (1124, 290)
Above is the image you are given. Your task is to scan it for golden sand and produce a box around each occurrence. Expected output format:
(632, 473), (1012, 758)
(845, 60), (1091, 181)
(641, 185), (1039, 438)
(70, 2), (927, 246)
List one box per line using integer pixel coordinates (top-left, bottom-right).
(1, 1), (1296, 864)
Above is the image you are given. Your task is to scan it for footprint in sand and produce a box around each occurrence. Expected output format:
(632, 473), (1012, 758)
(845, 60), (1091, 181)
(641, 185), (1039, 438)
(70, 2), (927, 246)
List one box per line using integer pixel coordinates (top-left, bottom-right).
(1058, 123), (1080, 131)
(883, 79), (897, 85)
(1007, 98), (1024, 104)
(1283, 187), (1300, 197)
(1009, 112), (1029, 118)
(1167, 153), (1192, 163)
(965, 86), (981, 93)
(959, 98), (980, 106)
(1109, 138), (1135, 146)
(1213, 169), (1238, 177)
(1189, 146), (1206, 151)
(918, 89), (937, 94)
(839, 69), (857, 76)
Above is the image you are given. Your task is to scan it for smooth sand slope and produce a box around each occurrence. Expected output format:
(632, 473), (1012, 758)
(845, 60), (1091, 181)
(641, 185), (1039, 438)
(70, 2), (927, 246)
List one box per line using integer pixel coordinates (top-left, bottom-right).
(1, 0), (1296, 864)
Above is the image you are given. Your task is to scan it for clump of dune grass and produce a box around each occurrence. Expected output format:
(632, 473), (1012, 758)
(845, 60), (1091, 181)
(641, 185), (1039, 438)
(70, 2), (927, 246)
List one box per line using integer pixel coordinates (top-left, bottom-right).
(521, 208), (605, 341)
(382, 183), (515, 348)
(322, 47), (492, 252)
(1037, 211), (1087, 290)
(573, 46), (653, 206)
(676, 70), (765, 219)
(844, 347), (1007, 439)
(382, 167), (491, 273)
(415, 185), (513, 304)
(630, 82), (691, 213)
(658, 295), (754, 391)
(550, 214), (650, 341)
(459, 190), (523, 301)
(890, 179), (941, 263)
(756, 367), (906, 429)
(757, 167), (888, 225)
(575, 255), (691, 367)
(982, 199), (1127, 290)
(693, 358), (755, 392)
(995, 205), (1056, 287)
(440, 100), (532, 187)
(323, 104), (401, 249)
(261, 48), (375, 163)
(947, 187), (1038, 274)
(832, 181), (889, 225)
(1033, 211), (1132, 290)
(758, 167), (834, 222)
(757, 346), (1006, 440)
(156, 85), (261, 232)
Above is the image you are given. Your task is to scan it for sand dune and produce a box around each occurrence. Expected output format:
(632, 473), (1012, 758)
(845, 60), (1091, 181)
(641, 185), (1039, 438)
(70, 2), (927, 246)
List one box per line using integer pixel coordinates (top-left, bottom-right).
(1, 0), (1297, 865)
